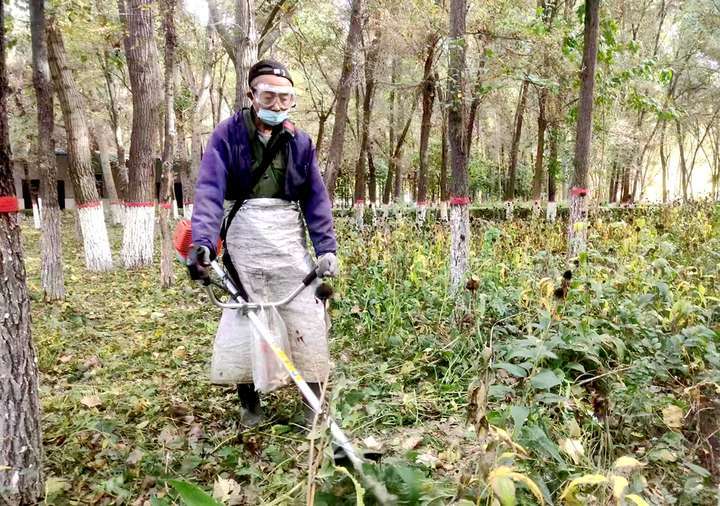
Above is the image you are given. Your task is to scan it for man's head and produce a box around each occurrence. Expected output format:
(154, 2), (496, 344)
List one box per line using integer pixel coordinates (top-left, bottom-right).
(247, 60), (296, 125)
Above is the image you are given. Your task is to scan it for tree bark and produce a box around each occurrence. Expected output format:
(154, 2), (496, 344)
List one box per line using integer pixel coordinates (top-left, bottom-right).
(504, 79), (529, 202)
(382, 59), (398, 206)
(94, 124), (123, 225)
(159, 0), (177, 288)
(353, 28), (380, 221)
(367, 150), (376, 204)
(233, 0), (258, 110)
(448, 0), (470, 291)
(531, 88), (547, 202)
(660, 121), (669, 203)
(30, 0), (64, 300)
(568, 0), (600, 257)
(417, 36), (438, 216)
(0, 2), (44, 500)
(119, 0), (163, 268)
(47, 19), (113, 271)
(323, 0), (364, 200)
(546, 125), (558, 221)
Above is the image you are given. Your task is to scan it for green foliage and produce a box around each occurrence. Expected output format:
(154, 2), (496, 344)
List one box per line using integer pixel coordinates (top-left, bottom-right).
(24, 202), (720, 504)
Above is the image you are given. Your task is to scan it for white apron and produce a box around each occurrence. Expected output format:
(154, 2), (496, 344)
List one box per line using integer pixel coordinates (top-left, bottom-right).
(209, 198), (330, 384)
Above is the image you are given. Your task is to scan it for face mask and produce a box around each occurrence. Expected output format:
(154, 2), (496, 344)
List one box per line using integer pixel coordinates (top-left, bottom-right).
(257, 107), (288, 126)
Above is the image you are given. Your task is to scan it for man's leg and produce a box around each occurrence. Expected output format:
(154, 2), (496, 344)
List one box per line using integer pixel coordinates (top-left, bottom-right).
(237, 383), (263, 428)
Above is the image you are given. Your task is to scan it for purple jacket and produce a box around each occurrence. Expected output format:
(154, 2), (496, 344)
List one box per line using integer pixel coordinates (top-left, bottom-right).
(191, 112), (337, 257)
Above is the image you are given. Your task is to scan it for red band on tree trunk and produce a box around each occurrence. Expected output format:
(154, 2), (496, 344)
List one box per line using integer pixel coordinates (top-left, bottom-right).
(354, 198), (365, 204)
(124, 201), (155, 207)
(450, 196), (470, 206)
(570, 187), (589, 197)
(417, 200), (428, 206)
(0, 196), (19, 213)
(160, 202), (172, 209)
(110, 200), (123, 205)
(77, 200), (101, 209)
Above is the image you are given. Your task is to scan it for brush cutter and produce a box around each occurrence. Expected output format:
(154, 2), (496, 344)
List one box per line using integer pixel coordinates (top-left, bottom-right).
(173, 221), (393, 502)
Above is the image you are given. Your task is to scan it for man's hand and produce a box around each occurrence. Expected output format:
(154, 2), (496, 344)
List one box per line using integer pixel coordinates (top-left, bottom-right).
(187, 245), (212, 280)
(316, 252), (338, 278)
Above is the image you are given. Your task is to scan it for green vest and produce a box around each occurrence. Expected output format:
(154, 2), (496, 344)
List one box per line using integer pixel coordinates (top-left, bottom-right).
(243, 109), (287, 199)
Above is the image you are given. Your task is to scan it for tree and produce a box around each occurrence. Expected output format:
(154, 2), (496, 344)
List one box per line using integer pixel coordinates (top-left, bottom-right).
(0, 1), (44, 501)
(448, 0), (470, 291)
(568, 0), (600, 257)
(30, 0), (64, 300)
(159, 0), (177, 287)
(353, 27), (381, 226)
(322, 0), (364, 200)
(503, 78), (529, 217)
(417, 35), (439, 221)
(47, 19), (114, 272)
(119, 0), (163, 268)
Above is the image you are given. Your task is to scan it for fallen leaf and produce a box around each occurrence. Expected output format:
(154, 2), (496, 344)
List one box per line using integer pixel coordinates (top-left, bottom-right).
(416, 452), (439, 468)
(401, 435), (423, 451)
(213, 477), (243, 504)
(126, 449), (144, 466)
(662, 405), (683, 429)
(363, 436), (383, 451)
(80, 395), (102, 408)
(613, 456), (645, 472)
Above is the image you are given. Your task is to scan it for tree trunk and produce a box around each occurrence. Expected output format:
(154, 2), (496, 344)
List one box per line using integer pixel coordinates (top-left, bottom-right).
(323, 0), (364, 200)
(448, 0), (469, 291)
(417, 36), (437, 219)
(675, 120), (688, 202)
(367, 150), (376, 204)
(47, 20), (113, 271)
(531, 88), (547, 203)
(546, 125), (558, 221)
(30, 0), (64, 301)
(659, 120), (669, 203)
(504, 79), (529, 203)
(95, 124), (123, 225)
(0, 2), (44, 500)
(99, 47), (128, 203)
(568, 0), (599, 257)
(353, 28), (380, 224)
(382, 59), (398, 206)
(159, 0), (177, 288)
(233, 0), (258, 110)
(119, 0), (163, 268)
(439, 80), (449, 220)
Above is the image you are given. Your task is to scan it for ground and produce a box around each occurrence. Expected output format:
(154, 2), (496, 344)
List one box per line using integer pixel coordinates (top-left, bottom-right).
(23, 202), (720, 505)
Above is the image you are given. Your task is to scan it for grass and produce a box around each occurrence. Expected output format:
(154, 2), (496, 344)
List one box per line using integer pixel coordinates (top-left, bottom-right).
(22, 202), (720, 504)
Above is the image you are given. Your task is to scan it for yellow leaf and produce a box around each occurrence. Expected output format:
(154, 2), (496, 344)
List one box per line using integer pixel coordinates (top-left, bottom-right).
(80, 395), (102, 408)
(662, 405), (684, 429)
(609, 475), (628, 500)
(507, 472), (545, 505)
(613, 456), (645, 472)
(490, 474), (516, 506)
(625, 494), (650, 506)
(560, 474), (607, 503)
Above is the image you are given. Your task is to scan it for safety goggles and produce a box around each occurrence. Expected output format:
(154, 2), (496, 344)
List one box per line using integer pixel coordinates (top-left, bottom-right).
(252, 83), (297, 110)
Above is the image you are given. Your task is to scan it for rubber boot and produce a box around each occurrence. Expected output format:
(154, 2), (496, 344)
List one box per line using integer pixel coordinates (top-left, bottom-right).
(237, 383), (264, 428)
(303, 383), (323, 428)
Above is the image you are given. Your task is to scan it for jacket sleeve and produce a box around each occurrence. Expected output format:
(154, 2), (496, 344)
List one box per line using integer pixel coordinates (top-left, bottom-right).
(191, 123), (231, 256)
(301, 141), (337, 257)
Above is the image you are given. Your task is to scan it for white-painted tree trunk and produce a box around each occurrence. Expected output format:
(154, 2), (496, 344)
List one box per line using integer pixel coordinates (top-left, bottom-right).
(353, 201), (364, 229)
(183, 203), (193, 219)
(504, 200), (514, 220)
(546, 201), (557, 222)
(32, 201), (41, 229)
(532, 199), (541, 218)
(121, 205), (155, 268)
(450, 203), (470, 291)
(110, 202), (124, 226)
(172, 198), (179, 219)
(417, 203), (428, 224)
(567, 194), (588, 257)
(78, 205), (113, 271)
(439, 200), (449, 221)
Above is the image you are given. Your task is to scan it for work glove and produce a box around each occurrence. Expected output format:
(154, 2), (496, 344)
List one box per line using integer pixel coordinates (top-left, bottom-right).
(316, 252), (338, 278)
(187, 244), (212, 281)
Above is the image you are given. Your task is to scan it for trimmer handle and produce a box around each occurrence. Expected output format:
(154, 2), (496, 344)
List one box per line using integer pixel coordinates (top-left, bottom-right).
(302, 269), (318, 286)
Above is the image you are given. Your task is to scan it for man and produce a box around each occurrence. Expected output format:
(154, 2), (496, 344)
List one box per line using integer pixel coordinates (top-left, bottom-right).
(187, 60), (338, 428)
